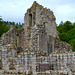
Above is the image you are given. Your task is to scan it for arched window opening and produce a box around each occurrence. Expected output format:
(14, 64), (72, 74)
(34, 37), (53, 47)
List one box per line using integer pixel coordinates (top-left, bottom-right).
(29, 14), (32, 26)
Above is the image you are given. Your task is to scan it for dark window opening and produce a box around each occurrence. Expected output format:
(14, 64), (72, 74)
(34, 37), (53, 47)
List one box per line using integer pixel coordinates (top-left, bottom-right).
(29, 14), (32, 26)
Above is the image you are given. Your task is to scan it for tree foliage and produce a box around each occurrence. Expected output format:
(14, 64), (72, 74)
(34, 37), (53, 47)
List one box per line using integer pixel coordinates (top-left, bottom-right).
(0, 17), (9, 37)
(57, 21), (75, 52)
(3, 21), (22, 26)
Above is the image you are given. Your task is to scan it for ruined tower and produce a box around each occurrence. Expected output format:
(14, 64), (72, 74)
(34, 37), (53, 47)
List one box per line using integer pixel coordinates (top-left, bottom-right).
(23, 1), (58, 53)
(24, 1), (58, 36)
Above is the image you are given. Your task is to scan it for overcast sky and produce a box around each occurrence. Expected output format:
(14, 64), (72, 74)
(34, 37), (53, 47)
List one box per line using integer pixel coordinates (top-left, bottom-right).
(0, 0), (75, 25)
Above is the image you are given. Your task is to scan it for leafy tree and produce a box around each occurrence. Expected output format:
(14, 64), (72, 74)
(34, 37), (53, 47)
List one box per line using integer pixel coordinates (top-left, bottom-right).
(19, 22), (21, 25)
(57, 26), (63, 33)
(7, 21), (8, 25)
(62, 21), (73, 32)
(57, 21), (73, 33)
(59, 21), (64, 26)
(12, 22), (15, 25)
(9, 22), (12, 25)
(70, 39), (75, 52)
(16, 22), (19, 25)
(22, 23), (24, 25)
(0, 16), (9, 37)
(73, 22), (75, 28)
(57, 21), (75, 52)
(59, 32), (71, 43)
(67, 28), (75, 40)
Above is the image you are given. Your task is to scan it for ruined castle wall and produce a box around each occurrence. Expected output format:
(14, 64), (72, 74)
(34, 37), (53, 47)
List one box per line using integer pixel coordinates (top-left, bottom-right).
(0, 50), (75, 75)
(1, 28), (17, 45)
(23, 2), (59, 52)
(24, 2), (58, 38)
(54, 38), (72, 53)
(0, 27), (25, 51)
(35, 6), (58, 37)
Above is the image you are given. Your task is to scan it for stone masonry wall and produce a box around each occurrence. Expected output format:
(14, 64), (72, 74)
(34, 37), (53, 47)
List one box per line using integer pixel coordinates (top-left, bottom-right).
(0, 48), (75, 75)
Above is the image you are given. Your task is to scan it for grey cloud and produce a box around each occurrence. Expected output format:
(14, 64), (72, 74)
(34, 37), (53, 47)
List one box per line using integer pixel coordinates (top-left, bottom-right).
(0, 0), (75, 24)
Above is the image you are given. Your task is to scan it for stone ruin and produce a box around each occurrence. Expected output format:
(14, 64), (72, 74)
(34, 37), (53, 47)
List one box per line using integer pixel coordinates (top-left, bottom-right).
(0, 1), (75, 75)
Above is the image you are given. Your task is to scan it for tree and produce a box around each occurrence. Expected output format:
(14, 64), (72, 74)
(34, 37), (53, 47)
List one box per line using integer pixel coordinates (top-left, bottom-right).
(57, 21), (75, 52)
(58, 32), (71, 43)
(59, 21), (64, 26)
(57, 21), (73, 33)
(73, 22), (75, 28)
(70, 39), (75, 52)
(16, 22), (19, 25)
(19, 22), (21, 25)
(0, 16), (9, 37)
(62, 21), (73, 32)
(12, 22), (15, 25)
(22, 23), (24, 25)
(0, 16), (4, 25)
(67, 28), (75, 40)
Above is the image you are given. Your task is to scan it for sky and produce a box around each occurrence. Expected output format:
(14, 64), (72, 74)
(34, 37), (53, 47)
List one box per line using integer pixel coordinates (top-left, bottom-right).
(0, 0), (75, 25)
